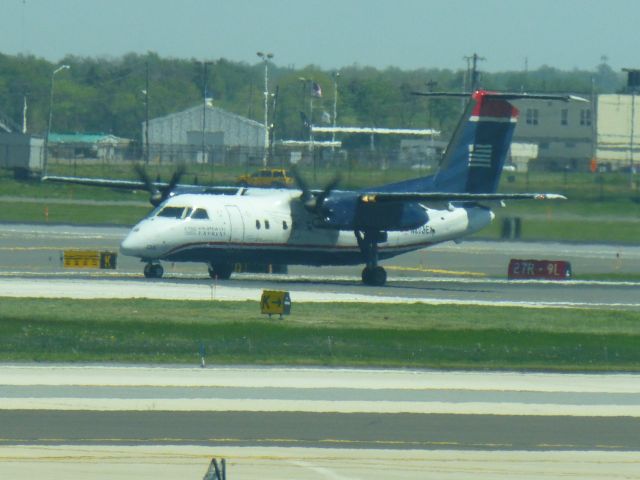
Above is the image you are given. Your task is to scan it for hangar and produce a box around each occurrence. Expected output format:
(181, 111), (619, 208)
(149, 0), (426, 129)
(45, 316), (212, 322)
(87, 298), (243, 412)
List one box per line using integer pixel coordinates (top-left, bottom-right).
(144, 103), (266, 164)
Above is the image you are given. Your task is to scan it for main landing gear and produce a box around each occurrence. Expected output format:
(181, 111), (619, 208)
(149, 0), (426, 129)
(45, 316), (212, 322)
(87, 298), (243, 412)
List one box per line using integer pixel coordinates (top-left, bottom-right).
(143, 262), (164, 279)
(355, 230), (388, 286)
(208, 263), (233, 280)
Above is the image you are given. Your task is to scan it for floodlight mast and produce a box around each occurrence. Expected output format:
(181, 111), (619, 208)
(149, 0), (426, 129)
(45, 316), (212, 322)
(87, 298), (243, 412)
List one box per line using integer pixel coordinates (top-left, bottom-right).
(44, 64), (70, 176)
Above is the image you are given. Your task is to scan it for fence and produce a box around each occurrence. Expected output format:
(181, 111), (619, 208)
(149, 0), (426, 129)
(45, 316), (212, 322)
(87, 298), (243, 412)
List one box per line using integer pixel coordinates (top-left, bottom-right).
(1, 139), (638, 200)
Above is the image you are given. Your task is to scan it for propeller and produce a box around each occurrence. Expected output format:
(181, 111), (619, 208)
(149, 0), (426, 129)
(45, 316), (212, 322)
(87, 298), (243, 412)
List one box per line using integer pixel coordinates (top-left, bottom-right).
(134, 164), (186, 206)
(290, 165), (340, 215)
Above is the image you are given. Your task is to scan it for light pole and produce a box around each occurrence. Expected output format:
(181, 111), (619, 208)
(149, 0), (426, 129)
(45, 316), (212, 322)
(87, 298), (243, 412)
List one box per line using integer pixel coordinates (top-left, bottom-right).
(257, 51), (273, 166)
(143, 61), (150, 164)
(332, 71), (339, 152)
(44, 64), (70, 176)
(197, 60), (213, 165)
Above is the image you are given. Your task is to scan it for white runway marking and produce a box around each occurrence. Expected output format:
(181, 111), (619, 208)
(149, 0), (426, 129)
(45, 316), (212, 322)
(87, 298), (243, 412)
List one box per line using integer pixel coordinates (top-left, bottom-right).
(2, 446), (638, 480)
(1, 365), (639, 417)
(1, 277), (639, 309)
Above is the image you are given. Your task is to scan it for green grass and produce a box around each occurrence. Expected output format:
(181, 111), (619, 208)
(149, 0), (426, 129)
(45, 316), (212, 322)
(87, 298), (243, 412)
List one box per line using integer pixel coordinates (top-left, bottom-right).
(1, 298), (639, 371)
(0, 201), (150, 225)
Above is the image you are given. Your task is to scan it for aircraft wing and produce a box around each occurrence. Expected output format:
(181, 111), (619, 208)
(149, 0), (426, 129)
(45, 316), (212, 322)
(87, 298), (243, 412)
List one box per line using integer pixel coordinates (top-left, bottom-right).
(41, 175), (240, 196)
(42, 175), (151, 190)
(359, 192), (567, 203)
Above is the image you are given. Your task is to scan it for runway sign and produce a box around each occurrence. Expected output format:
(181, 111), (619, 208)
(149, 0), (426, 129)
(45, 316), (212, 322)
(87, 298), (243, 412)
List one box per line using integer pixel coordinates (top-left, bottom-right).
(62, 250), (117, 269)
(508, 259), (571, 280)
(261, 290), (292, 317)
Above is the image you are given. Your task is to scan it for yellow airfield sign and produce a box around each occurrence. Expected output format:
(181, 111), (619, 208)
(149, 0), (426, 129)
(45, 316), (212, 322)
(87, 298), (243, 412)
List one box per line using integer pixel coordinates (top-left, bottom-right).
(62, 250), (117, 269)
(260, 290), (292, 317)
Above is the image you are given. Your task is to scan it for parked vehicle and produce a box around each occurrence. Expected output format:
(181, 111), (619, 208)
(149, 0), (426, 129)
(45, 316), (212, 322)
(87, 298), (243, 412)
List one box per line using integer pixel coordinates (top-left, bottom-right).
(236, 168), (294, 188)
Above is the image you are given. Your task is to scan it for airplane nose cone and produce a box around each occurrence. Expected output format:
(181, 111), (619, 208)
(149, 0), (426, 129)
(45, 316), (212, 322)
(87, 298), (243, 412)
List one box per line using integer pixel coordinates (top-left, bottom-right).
(120, 230), (145, 257)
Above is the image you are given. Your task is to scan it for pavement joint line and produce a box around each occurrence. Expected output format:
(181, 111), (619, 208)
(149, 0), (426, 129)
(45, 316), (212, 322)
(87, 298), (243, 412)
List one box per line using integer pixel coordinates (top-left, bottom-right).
(0, 398), (638, 417)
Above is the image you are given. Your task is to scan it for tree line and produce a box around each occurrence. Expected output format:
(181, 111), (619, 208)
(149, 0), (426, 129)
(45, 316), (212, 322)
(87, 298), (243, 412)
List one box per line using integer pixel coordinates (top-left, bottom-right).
(0, 51), (624, 149)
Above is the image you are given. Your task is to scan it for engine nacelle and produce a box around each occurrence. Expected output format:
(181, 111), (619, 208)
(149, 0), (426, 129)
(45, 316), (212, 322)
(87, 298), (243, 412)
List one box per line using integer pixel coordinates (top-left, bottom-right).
(316, 192), (429, 231)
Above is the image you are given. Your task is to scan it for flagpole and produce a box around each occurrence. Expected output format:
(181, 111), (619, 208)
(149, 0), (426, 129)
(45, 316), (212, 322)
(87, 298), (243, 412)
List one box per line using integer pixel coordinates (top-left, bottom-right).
(257, 51), (274, 167)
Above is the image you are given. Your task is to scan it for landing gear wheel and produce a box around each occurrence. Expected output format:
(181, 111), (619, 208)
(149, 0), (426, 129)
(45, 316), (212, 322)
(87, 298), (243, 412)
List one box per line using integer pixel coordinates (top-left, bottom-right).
(356, 230), (388, 286)
(208, 263), (233, 280)
(362, 266), (387, 286)
(144, 263), (164, 279)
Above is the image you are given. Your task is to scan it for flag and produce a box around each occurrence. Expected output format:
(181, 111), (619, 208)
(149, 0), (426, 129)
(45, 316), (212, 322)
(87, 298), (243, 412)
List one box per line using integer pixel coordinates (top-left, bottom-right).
(312, 81), (322, 98)
(300, 111), (310, 128)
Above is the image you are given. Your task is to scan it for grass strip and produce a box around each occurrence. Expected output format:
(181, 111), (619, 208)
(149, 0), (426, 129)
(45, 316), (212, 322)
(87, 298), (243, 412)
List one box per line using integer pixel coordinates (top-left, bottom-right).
(1, 298), (639, 371)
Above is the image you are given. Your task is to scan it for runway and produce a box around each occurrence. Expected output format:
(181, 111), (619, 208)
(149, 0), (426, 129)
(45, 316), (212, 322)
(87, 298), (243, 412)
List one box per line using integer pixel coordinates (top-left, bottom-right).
(1, 365), (640, 479)
(0, 365), (640, 479)
(2, 224), (640, 478)
(1, 222), (639, 309)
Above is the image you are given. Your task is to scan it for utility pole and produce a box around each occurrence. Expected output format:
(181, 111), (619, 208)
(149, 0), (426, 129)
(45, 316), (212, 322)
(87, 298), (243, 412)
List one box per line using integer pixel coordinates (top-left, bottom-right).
(463, 53), (485, 91)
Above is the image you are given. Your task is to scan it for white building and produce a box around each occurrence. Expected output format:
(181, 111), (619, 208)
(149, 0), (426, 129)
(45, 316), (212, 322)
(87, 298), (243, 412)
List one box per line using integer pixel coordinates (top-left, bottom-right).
(596, 94), (640, 170)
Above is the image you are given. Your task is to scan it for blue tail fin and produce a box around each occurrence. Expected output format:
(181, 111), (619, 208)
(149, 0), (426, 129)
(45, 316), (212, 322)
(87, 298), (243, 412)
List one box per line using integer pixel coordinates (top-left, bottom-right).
(373, 90), (518, 194)
(433, 91), (517, 193)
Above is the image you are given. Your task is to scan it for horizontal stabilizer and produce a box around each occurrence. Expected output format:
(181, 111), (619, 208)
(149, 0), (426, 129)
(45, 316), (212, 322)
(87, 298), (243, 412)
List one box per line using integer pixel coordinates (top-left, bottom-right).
(412, 91), (588, 103)
(359, 192), (567, 203)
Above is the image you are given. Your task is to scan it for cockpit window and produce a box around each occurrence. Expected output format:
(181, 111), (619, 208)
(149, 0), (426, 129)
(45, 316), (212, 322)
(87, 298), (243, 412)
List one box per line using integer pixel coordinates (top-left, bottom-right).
(190, 208), (209, 220)
(157, 206), (187, 218)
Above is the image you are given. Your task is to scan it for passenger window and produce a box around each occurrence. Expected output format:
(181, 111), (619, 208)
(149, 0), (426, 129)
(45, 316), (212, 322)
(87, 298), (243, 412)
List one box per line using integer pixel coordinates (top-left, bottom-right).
(191, 208), (209, 220)
(265, 220), (270, 229)
(274, 171), (284, 178)
(256, 220), (261, 229)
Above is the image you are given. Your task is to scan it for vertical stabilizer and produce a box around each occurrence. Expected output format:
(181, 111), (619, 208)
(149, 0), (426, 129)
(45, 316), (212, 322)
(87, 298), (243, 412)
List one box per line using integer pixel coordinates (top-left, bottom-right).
(371, 90), (581, 195)
(433, 90), (518, 193)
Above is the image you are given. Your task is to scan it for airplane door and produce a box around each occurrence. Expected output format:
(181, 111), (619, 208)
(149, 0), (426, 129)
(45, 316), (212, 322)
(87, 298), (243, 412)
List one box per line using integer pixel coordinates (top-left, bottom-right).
(224, 205), (245, 243)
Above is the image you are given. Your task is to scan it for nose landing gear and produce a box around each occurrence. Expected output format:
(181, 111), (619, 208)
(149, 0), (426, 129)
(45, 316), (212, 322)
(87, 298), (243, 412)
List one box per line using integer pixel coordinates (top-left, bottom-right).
(143, 262), (164, 279)
(208, 263), (233, 280)
(361, 265), (387, 286)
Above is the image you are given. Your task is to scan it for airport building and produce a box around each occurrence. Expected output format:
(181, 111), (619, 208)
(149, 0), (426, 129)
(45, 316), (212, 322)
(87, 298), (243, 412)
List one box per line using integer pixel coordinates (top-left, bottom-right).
(144, 103), (266, 164)
(512, 98), (594, 172)
(595, 94), (640, 171)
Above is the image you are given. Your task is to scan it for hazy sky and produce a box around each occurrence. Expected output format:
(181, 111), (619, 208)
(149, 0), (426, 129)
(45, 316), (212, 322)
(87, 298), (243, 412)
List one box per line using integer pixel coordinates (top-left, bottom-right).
(2, 0), (638, 72)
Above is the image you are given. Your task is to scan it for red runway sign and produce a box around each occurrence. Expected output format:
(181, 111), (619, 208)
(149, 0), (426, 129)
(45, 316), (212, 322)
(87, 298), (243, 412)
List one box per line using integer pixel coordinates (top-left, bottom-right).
(508, 259), (572, 280)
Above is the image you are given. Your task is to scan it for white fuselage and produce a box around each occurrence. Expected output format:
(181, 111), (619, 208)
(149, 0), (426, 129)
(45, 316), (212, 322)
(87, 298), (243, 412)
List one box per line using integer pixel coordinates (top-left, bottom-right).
(120, 189), (494, 266)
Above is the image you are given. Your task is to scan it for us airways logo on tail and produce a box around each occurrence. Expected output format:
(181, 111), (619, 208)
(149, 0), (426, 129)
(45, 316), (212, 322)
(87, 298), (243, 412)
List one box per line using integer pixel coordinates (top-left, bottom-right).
(468, 144), (493, 168)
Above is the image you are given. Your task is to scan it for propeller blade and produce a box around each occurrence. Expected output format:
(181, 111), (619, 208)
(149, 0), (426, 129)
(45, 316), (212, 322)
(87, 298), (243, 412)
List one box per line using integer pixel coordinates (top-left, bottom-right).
(134, 164), (185, 206)
(290, 165), (311, 203)
(162, 164), (186, 198)
(133, 164), (155, 193)
(290, 165), (340, 214)
(134, 164), (163, 206)
(313, 174), (340, 213)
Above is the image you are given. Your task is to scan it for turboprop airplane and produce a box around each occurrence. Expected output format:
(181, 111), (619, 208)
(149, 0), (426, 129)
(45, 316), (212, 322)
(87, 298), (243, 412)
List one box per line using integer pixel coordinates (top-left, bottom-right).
(44, 90), (584, 286)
